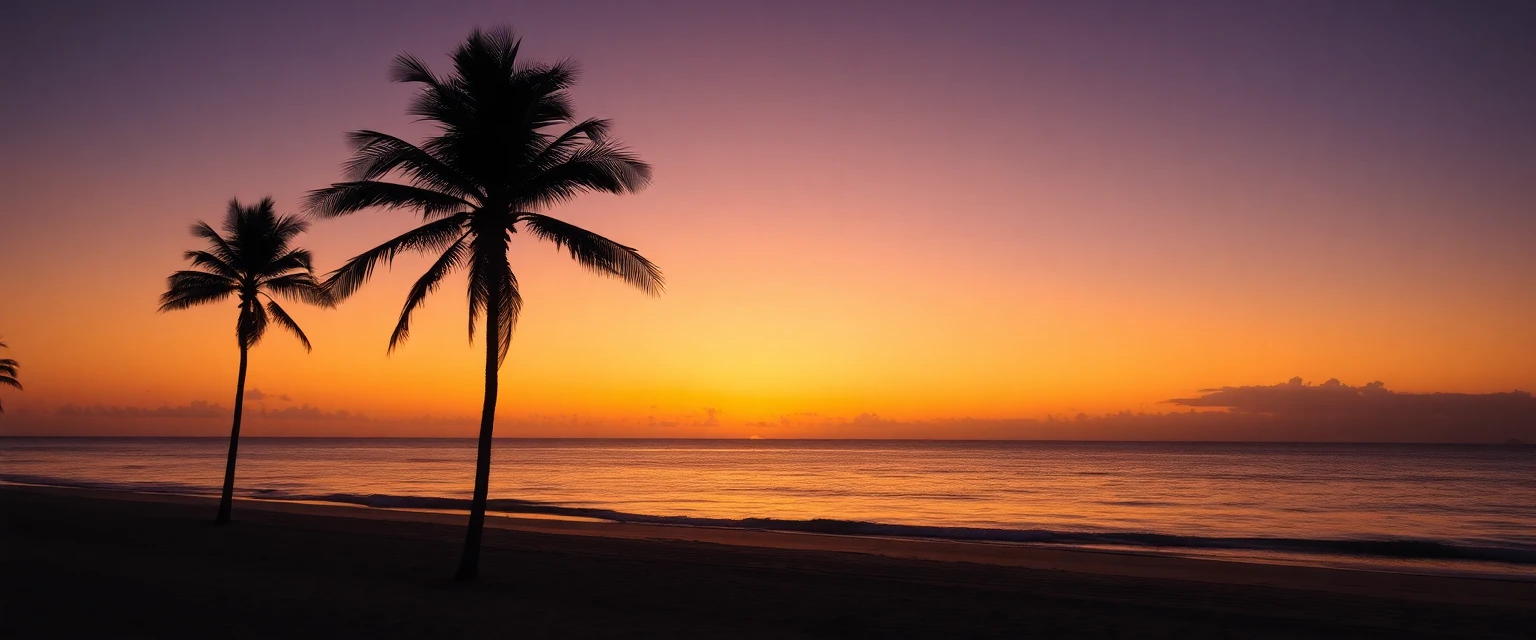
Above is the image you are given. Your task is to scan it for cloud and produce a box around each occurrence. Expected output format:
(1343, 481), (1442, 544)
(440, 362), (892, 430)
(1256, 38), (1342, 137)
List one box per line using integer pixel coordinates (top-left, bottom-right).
(1168, 377), (1536, 424)
(746, 379), (1536, 443)
(849, 413), (892, 427)
(25, 379), (1536, 442)
(243, 388), (291, 402)
(256, 405), (361, 421)
(13, 400), (479, 437)
(56, 401), (228, 419)
(51, 400), (360, 422)
(647, 408), (722, 430)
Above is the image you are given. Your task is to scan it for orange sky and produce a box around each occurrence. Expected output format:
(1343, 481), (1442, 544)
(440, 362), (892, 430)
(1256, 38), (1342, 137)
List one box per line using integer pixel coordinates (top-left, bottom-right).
(1, 2), (1534, 437)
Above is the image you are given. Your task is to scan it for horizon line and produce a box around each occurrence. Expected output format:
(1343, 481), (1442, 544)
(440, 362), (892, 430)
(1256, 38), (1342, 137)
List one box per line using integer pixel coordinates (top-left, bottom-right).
(1, 435), (1528, 446)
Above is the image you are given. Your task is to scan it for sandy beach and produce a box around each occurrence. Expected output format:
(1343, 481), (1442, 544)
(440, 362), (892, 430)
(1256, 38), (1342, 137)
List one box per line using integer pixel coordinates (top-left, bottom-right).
(3, 485), (1532, 638)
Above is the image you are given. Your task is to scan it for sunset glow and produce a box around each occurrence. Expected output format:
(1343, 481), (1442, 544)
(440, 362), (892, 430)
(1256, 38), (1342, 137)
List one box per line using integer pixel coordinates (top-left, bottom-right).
(4, 4), (1536, 635)
(2, 1), (1533, 438)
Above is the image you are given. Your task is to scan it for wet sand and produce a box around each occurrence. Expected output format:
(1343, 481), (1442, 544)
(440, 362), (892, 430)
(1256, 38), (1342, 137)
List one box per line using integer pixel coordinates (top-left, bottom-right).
(3, 485), (1532, 638)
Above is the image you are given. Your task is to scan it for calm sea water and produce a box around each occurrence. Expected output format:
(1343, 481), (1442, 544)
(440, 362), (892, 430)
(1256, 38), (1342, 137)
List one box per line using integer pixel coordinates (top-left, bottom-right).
(3, 438), (1534, 578)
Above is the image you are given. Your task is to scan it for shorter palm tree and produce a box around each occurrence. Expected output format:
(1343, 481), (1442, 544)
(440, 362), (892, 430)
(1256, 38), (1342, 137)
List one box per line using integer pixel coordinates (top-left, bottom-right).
(159, 197), (330, 523)
(0, 340), (20, 412)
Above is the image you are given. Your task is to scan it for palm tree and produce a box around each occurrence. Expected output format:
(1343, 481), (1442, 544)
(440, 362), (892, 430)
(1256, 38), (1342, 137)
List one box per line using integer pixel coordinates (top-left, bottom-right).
(159, 197), (330, 524)
(0, 340), (20, 412)
(305, 27), (663, 580)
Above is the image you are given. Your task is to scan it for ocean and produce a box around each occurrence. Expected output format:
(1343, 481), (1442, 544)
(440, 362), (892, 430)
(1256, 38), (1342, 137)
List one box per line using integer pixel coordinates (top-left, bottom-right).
(3, 438), (1533, 579)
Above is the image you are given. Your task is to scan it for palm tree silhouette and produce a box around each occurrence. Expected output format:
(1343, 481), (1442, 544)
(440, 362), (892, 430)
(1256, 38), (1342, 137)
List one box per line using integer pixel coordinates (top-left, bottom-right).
(0, 340), (20, 413)
(305, 27), (663, 580)
(159, 197), (330, 523)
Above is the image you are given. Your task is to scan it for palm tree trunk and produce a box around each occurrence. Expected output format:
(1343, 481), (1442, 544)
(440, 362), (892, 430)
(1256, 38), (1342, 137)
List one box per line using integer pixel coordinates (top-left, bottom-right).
(455, 293), (500, 581)
(215, 344), (249, 524)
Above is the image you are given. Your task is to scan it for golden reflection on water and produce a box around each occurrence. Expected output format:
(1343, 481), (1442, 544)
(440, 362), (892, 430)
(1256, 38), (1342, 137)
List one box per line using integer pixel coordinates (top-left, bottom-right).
(3, 439), (1530, 545)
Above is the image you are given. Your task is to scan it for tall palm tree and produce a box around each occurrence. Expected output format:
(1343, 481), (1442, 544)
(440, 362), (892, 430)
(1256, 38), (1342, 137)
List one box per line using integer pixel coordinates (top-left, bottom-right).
(305, 27), (663, 580)
(159, 197), (330, 524)
(0, 340), (20, 413)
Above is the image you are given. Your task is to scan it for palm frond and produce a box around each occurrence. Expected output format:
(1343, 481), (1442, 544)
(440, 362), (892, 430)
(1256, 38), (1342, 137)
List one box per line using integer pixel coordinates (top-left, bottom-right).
(263, 272), (332, 307)
(159, 271), (239, 311)
(265, 300), (312, 352)
(390, 235), (470, 352)
(323, 214), (468, 301)
(518, 213), (664, 295)
(223, 197), (265, 236)
(493, 264), (522, 367)
(403, 79), (475, 138)
(304, 181), (470, 220)
(391, 52), (443, 85)
(514, 141), (651, 209)
(343, 130), (484, 202)
(466, 244), (522, 366)
(190, 221), (241, 265)
(261, 248), (314, 278)
(237, 302), (268, 350)
(183, 250), (240, 279)
(267, 213), (311, 253)
(219, 198), (312, 276)
(0, 358), (14, 412)
(530, 118), (612, 171)
(450, 28), (526, 107)
(0, 357), (19, 389)
(0, 341), (13, 394)
(507, 62), (579, 132)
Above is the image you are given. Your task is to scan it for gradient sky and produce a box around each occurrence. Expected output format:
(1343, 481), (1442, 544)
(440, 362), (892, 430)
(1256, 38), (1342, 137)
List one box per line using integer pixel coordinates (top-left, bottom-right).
(1, 0), (1533, 437)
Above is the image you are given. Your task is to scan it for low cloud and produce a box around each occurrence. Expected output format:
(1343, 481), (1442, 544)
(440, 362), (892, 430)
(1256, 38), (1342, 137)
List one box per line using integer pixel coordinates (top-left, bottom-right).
(1167, 377), (1535, 435)
(244, 388), (292, 402)
(648, 407), (723, 430)
(50, 399), (362, 423)
(256, 405), (361, 421)
(47, 402), (362, 426)
(56, 401), (228, 419)
(746, 379), (1536, 443)
(23, 379), (1536, 442)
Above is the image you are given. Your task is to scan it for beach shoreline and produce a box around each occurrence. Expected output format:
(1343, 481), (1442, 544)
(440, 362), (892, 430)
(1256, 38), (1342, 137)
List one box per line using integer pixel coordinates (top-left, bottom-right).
(4, 484), (1533, 637)
(6, 478), (1531, 584)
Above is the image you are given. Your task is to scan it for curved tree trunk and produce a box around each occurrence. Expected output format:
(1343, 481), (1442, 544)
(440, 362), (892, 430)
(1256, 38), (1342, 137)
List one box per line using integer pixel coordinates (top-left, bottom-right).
(216, 344), (249, 524)
(455, 292), (500, 581)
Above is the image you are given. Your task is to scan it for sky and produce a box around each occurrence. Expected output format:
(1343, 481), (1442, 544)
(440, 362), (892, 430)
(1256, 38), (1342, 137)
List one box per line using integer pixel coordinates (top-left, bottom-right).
(1, 0), (1533, 439)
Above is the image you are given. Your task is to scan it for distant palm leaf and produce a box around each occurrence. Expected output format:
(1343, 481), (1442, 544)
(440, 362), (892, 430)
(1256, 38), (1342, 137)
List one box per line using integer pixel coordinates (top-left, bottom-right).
(0, 339), (19, 413)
